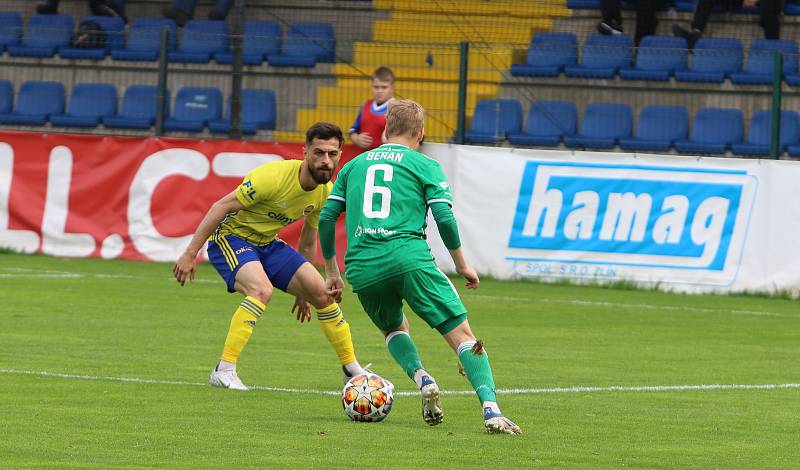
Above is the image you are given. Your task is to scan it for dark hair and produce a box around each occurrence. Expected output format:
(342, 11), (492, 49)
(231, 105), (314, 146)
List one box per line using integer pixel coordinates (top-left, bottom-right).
(306, 122), (344, 146)
(373, 66), (395, 84)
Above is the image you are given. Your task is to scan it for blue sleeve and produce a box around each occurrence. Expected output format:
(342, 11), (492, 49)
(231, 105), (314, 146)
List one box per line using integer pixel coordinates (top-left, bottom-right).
(349, 107), (363, 135)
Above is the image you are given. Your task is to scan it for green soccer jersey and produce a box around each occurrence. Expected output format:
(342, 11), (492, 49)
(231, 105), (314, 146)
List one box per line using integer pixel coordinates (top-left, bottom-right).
(328, 143), (453, 290)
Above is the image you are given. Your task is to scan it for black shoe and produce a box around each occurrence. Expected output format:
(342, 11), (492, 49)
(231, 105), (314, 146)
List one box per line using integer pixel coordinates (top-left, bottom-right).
(36, 1), (58, 14)
(162, 6), (190, 27)
(672, 24), (702, 49)
(597, 20), (624, 36)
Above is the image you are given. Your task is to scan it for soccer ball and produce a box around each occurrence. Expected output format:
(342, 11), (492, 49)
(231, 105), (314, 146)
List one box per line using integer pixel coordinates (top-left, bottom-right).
(342, 372), (394, 422)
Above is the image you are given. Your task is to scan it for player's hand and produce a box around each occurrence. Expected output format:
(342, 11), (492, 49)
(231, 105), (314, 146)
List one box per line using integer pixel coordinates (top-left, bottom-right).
(325, 276), (345, 303)
(353, 133), (373, 149)
(742, 0), (757, 7)
(292, 297), (312, 323)
(172, 252), (197, 286)
(456, 265), (480, 290)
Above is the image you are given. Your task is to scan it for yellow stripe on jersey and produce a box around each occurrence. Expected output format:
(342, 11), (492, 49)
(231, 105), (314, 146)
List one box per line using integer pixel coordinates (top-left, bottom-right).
(214, 159), (332, 246)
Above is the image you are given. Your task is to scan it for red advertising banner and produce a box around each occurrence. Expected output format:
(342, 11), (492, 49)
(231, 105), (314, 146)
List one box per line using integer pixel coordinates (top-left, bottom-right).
(0, 131), (359, 265)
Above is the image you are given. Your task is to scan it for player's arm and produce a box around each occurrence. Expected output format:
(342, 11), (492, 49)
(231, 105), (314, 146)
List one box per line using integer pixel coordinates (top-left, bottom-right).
(319, 198), (345, 300)
(349, 107), (373, 149)
(297, 220), (318, 264)
(173, 190), (243, 286)
(430, 202), (479, 290)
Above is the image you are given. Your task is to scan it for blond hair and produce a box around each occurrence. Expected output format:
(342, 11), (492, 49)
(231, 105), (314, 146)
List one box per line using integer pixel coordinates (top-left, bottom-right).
(385, 99), (424, 138)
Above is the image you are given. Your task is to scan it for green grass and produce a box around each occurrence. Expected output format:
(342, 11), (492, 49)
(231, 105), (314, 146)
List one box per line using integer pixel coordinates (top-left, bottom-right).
(0, 253), (798, 468)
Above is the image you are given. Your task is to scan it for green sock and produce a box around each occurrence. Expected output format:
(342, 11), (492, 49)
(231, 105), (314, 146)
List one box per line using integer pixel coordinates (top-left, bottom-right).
(458, 340), (497, 403)
(386, 331), (424, 380)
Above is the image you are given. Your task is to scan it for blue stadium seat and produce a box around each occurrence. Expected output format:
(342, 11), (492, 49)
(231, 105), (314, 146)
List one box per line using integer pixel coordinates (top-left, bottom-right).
(112, 18), (177, 61)
(565, 34), (633, 79)
(620, 36), (687, 81)
(464, 99), (522, 144)
(0, 80), (13, 113)
(59, 15), (125, 60)
(268, 22), (335, 67)
(508, 101), (577, 146)
(164, 87), (222, 132)
(0, 81), (65, 125)
(7, 14), (73, 58)
(215, 21), (281, 65)
(619, 105), (689, 152)
(730, 39), (798, 85)
(675, 38), (742, 83)
(675, 108), (743, 154)
(169, 20), (229, 63)
(731, 110), (799, 156)
(0, 12), (22, 51)
(103, 85), (167, 129)
(566, 0), (600, 8)
(209, 89), (276, 134)
(675, 0), (697, 12)
(565, 103), (632, 149)
(786, 1), (800, 15)
(510, 32), (578, 77)
(51, 84), (117, 128)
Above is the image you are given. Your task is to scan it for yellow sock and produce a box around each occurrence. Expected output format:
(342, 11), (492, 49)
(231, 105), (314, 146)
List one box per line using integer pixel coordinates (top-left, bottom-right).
(221, 296), (265, 364)
(316, 303), (357, 366)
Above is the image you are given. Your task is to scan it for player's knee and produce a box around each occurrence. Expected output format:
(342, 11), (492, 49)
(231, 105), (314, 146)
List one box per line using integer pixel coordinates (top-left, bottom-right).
(308, 291), (332, 310)
(246, 284), (273, 305)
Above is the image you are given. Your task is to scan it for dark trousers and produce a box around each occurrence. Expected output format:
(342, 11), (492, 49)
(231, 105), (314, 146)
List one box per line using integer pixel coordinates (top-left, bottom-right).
(692, 0), (783, 39)
(600, 0), (669, 45)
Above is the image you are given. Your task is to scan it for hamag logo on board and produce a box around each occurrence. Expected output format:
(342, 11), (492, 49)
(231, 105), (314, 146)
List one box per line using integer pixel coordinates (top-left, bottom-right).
(506, 161), (757, 287)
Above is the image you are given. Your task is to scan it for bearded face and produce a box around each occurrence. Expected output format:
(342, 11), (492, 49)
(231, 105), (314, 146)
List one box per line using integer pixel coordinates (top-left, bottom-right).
(305, 138), (342, 184)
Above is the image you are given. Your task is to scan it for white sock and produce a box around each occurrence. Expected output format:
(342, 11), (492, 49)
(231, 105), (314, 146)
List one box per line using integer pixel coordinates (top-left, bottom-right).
(217, 360), (236, 371)
(413, 369), (434, 389)
(482, 401), (501, 415)
(343, 361), (364, 377)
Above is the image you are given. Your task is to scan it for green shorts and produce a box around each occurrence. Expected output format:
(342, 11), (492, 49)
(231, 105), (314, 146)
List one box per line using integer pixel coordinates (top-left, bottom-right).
(355, 265), (467, 334)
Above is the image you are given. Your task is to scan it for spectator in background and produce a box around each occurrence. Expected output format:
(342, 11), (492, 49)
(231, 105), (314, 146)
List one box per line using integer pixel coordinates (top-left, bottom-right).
(37, 0), (125, 17)
(673, 0), (782, 48)
(163, 0), (234, 27)
(349, 66), (396, 150)
(597, 0), (668, 46)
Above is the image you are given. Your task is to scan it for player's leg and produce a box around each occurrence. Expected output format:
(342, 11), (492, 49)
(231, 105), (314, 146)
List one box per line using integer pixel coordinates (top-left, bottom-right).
(285, 262), (365, 379)
(402, 265), (520, 434)
(207, 236), (272, 390)
(356, 278), (443, 426)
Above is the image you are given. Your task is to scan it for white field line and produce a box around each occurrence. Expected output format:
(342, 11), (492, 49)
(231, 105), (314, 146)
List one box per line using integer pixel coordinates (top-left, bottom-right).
(1, 268), (795, 317)
(1, 368), (798, 397)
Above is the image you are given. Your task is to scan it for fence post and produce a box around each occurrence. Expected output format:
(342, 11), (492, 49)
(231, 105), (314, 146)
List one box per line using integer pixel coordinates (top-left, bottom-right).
(770, 51), (783, 159)
(456, 41), (469, 145)
(229, 0), (246, 140)
(154, 27), (169, 137)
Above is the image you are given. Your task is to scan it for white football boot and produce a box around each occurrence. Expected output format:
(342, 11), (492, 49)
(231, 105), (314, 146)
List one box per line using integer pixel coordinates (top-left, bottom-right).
(420, 376), (443, 426)
(209, 365), (248, 391)
(483, 407), (522, 435)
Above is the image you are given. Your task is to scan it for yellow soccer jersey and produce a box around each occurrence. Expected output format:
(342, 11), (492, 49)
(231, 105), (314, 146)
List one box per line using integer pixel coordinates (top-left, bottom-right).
(214, 159), (331, 245)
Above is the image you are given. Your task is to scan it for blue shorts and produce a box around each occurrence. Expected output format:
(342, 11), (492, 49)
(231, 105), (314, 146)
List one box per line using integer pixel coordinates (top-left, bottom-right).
(207, 235), (307, 293)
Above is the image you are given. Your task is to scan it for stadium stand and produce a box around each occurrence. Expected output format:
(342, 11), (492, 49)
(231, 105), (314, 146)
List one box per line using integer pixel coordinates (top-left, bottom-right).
(209, 89), (277, 134)
(103, 85), (166, 130)
(463, 99), (522, 144)
(674, 37), (743, 83)
(268, 22), (335, 67)
(730, 39), (798, 85)
(675, 108), (744, 154)
(0, 81), (65, 125)
(510, 32), (578, 77)
(564, 34), (633, 79)
(619, 36), (688, 81)
(169, 19), (228, 63)
(7, 13), (72, 57)
(0, 80), (13, 114)
(565, 103), (633, 149)
(619, 105), (689, 152)
(58, 15), (125, 60)
(0, 12), (22, 51)
(164, 86), (222, 132)
(111, 17), (176, 61)
(50, 83), (117, 128)
(214, 20), (281, 65)
(731, 110), (799, 156)
(508, 100), (577, 147)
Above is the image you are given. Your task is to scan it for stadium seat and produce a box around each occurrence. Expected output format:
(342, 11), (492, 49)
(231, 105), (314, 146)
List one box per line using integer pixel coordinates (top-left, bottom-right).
(464, 99), (522, 144)
(675, 108), (743, 154)
(164, 87), (222, 132)
(566, 0), (600, 8)
(112, 18), (177, 61)
(268, 22), (335, 67)
(731, 110), (799, 156)
(565, 34), (633, 79)
(59, 15), (125, 60)
(786, 1), (800, 15)
(619, 105), (689, 152)
(510, 32), (578, 77)
(0, 81), (65, 125)
(103, 85), (167, 129)
(215, 21), (281, 65)
(209, 89), (276, 134)
(7, 14), (73, 58)
(675, 0), (697, 12)
(675, 38), (743, 83)
(620, 36), (687, 81)
(0, 80), (13, 114)
(50, 84), (117, 128)
(564, 103), (632, 149)
(169, 20), (229, 63)
(0, 12), (22, 51)
(508, 101), (577, 146)
(730, 39), (798, 85)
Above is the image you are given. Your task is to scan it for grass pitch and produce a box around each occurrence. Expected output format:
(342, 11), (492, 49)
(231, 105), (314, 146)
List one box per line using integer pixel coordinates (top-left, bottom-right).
(0, 253), (798, 468)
